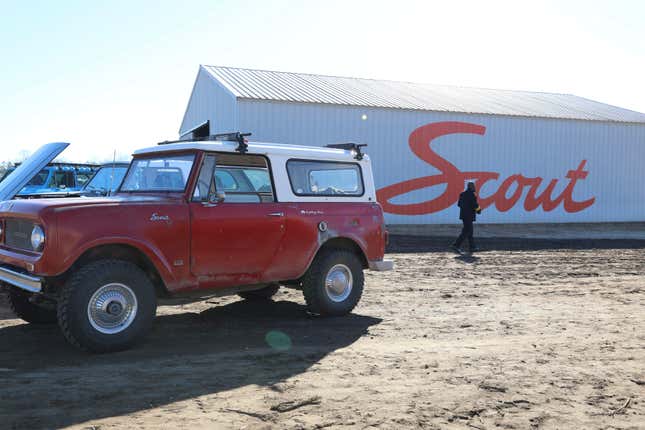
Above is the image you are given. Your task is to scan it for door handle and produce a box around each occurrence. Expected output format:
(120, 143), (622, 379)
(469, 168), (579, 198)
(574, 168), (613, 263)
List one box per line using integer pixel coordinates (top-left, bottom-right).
(267, 212), (285, 217)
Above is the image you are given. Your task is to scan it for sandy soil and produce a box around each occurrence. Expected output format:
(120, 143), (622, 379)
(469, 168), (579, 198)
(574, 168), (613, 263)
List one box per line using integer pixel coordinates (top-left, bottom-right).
(0, 237), (644, 430)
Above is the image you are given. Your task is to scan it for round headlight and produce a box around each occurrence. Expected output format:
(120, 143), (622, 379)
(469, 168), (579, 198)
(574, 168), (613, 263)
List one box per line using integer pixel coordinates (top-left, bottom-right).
(31, 225), (45, 251)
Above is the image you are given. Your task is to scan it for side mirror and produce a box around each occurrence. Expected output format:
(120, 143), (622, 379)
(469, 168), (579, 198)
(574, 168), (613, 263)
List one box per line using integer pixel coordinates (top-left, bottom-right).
(208, 191), (226, 204)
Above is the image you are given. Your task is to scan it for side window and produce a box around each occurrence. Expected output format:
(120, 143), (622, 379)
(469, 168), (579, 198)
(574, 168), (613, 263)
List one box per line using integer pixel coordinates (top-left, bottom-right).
(243, 169), (273, 193)
(192, 153), (275, 203)
(50, 170), (75, 189)
(215, 153), (274, 203)
(286, 160), (364, 196)
(215, 167), (273, 203)
(214, 170), (240, 192)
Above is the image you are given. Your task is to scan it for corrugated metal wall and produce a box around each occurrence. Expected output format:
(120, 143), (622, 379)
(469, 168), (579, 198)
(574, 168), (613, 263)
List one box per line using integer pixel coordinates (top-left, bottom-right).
(180, 68), (238, 136)
(179, 91), (645, 224)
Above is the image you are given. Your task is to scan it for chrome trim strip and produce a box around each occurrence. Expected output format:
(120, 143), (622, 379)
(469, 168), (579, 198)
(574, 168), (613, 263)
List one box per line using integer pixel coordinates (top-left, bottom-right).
(0, 266), (42, 293)
(368, 260), (394, 271)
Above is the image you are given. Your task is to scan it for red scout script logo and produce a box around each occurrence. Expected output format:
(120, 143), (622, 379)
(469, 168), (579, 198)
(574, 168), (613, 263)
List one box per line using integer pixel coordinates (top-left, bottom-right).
(376, 121), (596, 215)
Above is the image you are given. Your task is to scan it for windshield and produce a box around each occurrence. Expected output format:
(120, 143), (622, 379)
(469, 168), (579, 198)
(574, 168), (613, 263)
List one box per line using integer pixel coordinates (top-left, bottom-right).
(85, 166), (128, 192)
(120, 154), (194, 192)
(27, 169), (50, 186)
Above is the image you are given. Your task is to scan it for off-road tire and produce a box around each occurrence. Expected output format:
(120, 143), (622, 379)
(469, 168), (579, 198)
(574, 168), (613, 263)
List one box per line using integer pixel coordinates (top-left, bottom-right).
(8, 288), (57, 324)
(57, 259), (157, 353)
(301, 249), (364, 316)
(238, 284), (280, 300)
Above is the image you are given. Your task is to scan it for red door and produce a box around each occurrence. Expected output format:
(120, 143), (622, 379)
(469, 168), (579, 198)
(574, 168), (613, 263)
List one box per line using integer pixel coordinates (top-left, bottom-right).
(189, 202), (285, 277)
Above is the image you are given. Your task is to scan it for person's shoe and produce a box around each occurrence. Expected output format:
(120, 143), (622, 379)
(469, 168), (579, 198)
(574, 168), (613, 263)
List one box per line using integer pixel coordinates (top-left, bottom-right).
(469, 246), (480, 252)
(450, 244), (463, 254)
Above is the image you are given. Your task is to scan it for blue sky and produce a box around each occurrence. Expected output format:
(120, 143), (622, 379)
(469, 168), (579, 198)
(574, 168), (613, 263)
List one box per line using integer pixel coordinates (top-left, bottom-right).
(1, 0), (643, 162)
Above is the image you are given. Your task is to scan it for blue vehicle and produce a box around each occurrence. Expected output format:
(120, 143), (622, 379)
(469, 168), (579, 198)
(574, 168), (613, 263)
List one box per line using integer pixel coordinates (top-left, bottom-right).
(0, 163), (99, 198)
(80, 162), (129, 197)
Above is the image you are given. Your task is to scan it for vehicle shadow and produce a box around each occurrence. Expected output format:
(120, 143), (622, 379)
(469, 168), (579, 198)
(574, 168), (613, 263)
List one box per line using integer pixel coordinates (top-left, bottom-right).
(0, 299), (381, 429)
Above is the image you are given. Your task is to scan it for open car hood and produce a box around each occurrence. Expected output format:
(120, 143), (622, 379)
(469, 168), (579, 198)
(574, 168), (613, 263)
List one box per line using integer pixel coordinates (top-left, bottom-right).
(0, 142), (70, 202)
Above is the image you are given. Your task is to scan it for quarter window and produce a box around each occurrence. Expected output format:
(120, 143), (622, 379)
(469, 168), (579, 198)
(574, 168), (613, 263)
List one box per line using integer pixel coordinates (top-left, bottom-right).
(287, 160), (363, 196)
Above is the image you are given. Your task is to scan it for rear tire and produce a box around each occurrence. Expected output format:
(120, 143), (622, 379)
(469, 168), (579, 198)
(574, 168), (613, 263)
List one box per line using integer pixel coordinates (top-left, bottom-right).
(8, 288), (57, 324)
(238, 284), (280, 300)
(57, 260), (157, 353)
(301, 250), (364, 316)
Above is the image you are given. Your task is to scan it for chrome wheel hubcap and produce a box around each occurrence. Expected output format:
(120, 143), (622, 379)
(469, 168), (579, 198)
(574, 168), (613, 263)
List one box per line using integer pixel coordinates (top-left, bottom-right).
(325, 264), (353, 302)
(87, 283), (138, 334)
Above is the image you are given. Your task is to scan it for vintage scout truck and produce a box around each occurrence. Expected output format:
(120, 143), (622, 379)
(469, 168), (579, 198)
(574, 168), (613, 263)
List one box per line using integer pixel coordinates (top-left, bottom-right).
(0, 133), (392, 352)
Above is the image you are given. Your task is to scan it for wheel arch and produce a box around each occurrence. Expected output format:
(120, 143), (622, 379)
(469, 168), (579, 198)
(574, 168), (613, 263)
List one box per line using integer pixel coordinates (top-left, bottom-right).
(316, 237), (368, 269)
(60, 243), (169, 297)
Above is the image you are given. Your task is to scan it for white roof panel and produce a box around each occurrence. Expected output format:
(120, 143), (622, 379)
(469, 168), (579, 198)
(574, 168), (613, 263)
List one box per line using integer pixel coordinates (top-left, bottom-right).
(134, 140), (366, 162)
(202, 65), (645, 124)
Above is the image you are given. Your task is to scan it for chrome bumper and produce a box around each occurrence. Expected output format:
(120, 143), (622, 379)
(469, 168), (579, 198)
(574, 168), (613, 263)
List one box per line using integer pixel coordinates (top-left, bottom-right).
(0, 266), (42, 293)
(368, 259), (394, 271)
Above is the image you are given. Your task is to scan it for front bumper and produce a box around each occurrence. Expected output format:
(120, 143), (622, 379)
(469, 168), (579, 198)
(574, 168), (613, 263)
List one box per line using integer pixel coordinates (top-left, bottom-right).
(0, 265), (42, 293)
(368, 259), (394, 271)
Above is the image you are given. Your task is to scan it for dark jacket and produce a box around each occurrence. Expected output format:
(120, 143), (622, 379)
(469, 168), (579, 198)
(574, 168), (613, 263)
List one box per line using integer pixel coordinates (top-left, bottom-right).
(458, 189), (480, 221)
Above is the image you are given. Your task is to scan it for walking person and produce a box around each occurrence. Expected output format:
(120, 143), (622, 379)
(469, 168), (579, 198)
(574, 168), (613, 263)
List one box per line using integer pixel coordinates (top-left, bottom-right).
(451, 182), (482, 253)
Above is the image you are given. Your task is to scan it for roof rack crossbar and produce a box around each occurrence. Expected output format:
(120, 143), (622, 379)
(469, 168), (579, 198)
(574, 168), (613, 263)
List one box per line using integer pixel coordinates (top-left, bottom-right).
(325, 143), (367, 160)
(158, 131), (252, 154)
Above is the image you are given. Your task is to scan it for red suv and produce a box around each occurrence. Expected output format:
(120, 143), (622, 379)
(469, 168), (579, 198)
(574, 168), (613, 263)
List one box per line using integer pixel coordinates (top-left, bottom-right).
(0, 134), (392, 352)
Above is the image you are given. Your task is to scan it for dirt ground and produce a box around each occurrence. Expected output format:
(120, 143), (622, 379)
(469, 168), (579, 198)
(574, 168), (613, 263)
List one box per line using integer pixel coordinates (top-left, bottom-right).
(0, 236), (644, 430)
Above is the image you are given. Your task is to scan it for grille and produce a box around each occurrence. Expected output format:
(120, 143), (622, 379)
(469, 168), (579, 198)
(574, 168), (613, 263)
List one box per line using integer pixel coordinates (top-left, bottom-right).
(5, 219), (34, 251)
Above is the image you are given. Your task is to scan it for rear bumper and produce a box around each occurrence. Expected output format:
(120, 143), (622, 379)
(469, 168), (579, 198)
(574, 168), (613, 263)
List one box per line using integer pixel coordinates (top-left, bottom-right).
(368, 259), (394, 271)
(0, 265), (42, 293)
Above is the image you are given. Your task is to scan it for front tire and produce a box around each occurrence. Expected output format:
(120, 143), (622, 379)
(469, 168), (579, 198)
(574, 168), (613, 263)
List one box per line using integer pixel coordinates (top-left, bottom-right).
(57, 260), (157, 353)
(7, 288), (57, 324)
(301, 250), (364, 316)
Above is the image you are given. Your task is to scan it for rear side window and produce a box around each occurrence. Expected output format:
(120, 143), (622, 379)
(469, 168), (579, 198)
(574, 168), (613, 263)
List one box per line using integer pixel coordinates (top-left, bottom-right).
(287, 160), (364, 196)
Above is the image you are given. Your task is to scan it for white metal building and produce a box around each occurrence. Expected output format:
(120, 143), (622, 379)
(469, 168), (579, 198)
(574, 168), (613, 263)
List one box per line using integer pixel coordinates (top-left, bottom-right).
(180, 66), (645, 224)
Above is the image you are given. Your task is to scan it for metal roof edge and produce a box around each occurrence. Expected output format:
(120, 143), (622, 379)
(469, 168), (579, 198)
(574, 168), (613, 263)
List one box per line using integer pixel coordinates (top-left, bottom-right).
(235, 97), (645, 125)
(202, 65), (246, 98)
(202, 65), (578, 98)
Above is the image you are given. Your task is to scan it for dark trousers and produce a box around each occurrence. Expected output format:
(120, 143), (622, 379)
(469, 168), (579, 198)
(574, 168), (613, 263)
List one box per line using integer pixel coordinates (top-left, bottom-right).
(454, 219), (475, 249)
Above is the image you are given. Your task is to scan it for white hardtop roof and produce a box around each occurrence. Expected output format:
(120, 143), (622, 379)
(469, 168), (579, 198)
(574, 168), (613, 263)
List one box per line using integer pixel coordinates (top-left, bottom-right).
(133, 140), (368, 162)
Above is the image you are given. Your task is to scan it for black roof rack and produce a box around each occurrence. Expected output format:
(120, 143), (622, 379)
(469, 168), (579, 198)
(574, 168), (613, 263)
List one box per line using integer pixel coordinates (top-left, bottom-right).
(158, 131), (252, 154)
(325, 143), (367, 160)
